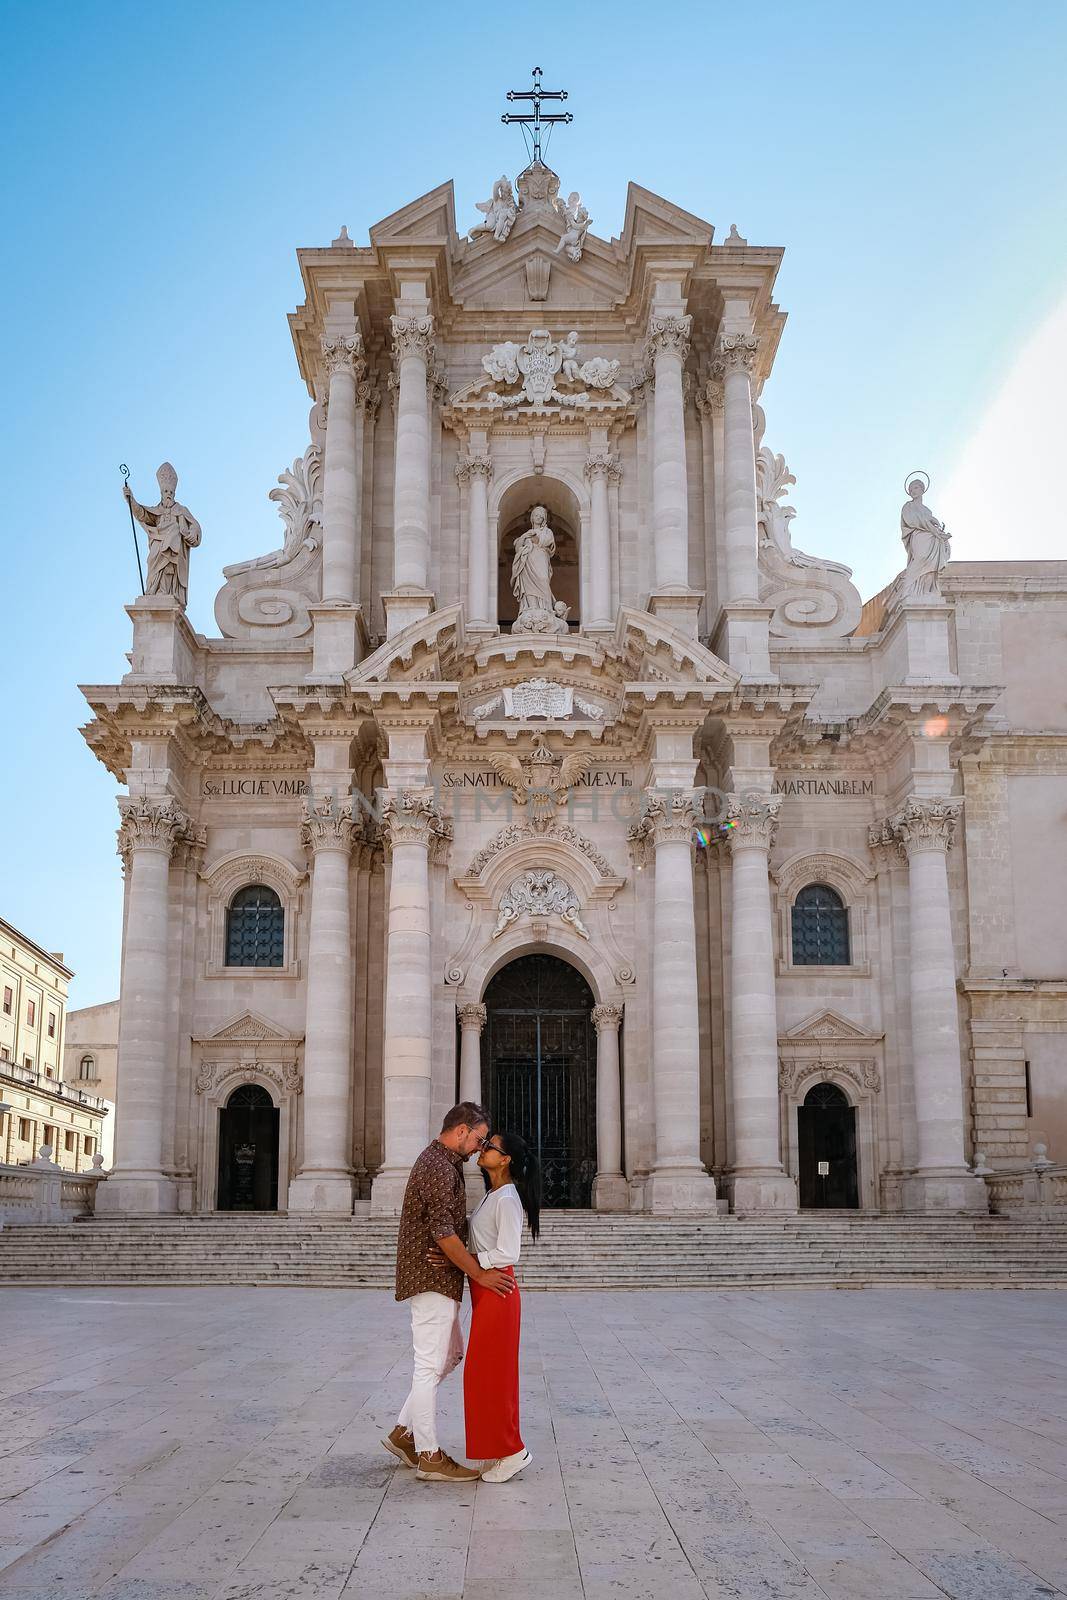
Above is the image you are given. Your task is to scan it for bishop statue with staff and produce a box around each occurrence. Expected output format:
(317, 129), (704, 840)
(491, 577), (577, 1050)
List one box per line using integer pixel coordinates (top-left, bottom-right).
(123, 462), (202, 609)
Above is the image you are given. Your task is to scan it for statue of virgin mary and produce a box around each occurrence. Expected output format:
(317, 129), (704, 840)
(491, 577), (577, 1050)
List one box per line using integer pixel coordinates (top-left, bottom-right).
(511, 506), (570, 634)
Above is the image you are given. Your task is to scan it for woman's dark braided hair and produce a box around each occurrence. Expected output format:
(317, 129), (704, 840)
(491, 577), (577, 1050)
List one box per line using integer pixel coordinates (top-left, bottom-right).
(486, 1130), (541, 1241)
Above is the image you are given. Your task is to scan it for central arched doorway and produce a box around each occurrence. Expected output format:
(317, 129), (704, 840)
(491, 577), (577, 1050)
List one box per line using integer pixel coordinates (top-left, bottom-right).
(482, 954), (596, 1208)
(217, 1083), (279, 1211)
(797, 1081), (859, 1208)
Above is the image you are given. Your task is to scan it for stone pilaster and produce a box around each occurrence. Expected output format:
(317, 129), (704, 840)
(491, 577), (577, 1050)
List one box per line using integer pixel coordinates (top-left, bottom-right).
(456, 451), (494, 630)
(591, 1003), (628, 1211)
(371, 791), (447, 1213)
(713, 333), (771, 675)
(584, 449), (621, 631)
(288, 796), (358, 1213)
(97, 797), (188, 1215)
(384, 313), (435, 636)
(457, 1002), (487, 1105)
(724, 793), (797, 1215)
(889, 797), (987, 1212)
(630, 790), (717, 1212)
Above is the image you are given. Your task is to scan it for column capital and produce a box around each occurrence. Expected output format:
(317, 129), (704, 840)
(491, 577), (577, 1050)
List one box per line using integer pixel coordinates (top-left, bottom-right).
(584, 450), (621, 484)
(116, 796), (190, 860)
(628, 788), (700, 855)
(455, 452), (493, 485)
(645, 312), (692, 364)
(390, 312), (434, 364)
(888, 796), (962, 857)
(695, 376), (724, 419)
(713, 332), (759, 377)
(300, 794), (357, 856)
(381, 789), (449, 850)
(321, 332), (365, 377)
(724, 792), (781, 852)
(591, 1003), (623, 1034)
(457, 1002), (487, 1033)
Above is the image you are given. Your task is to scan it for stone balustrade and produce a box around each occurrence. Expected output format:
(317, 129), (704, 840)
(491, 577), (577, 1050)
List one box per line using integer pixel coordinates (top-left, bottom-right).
(978, 1148), (1067, 1217)
(0, 1152), (106, 1227)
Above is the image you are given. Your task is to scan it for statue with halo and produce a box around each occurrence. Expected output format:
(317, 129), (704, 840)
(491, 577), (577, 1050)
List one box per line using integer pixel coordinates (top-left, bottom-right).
(511, 506), (570, 635)
(898, 473), (951, 600)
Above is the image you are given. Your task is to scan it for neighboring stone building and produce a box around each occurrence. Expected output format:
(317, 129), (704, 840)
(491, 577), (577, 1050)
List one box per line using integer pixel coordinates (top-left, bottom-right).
(78, 150), (1067, 1220)
(0, 918), (108, 1172)
(64, 999), (119, 1167)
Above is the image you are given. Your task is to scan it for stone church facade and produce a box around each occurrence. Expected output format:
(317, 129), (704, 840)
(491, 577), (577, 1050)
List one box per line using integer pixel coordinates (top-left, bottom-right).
(81, 160), (1067, 1220)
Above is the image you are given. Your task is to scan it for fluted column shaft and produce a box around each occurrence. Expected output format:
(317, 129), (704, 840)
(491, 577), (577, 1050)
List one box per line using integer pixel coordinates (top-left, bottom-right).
(391, 315), (434, 591)
(98, 799), (186, 1214)
(320, 334), (363, 602)
(726, 795), (797, 1214)
(585, 452), (619, 628)
(289, 798), (356, 1211)
(457, 1003), (487, 1106)
(717, 335), (761, 605)
(647, 314), (692, 590)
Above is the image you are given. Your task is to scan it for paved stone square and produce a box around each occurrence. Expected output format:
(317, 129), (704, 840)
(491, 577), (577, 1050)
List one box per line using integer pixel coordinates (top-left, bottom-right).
(1, 1289), (1067, 1599)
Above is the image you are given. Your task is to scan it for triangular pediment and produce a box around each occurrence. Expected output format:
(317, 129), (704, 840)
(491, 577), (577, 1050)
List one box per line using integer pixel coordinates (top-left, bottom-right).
(198, 1011), (300, 1045)
(620, 183), (715, 248)
(454, 220), (626, 310)
(783, 1009), (883, 1044)
(616, 608), (740, 690)
(369, 181), (457, 245)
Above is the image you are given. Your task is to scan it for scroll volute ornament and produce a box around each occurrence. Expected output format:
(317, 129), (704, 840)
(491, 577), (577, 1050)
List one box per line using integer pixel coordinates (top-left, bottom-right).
(724, 793), (782, 852)
(300, 794), (357, 855)
(380, 789), (448, 849)
(117, 796), (190, 858)
(645, 313), (692, 364)
(390, 314), (435, 364)
(889, 797), (962, 856)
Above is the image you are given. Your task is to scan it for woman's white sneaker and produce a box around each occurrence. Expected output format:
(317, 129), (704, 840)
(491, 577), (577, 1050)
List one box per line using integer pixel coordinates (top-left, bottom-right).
(480, 1448), (531, 1483)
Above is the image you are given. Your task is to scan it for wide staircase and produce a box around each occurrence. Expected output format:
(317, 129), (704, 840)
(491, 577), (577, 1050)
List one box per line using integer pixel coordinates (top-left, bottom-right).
(2, 1212), (1067, 1289)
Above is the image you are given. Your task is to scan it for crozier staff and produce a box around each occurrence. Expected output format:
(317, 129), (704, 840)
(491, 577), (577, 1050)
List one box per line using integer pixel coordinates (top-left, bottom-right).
(123, 462), (202, 609)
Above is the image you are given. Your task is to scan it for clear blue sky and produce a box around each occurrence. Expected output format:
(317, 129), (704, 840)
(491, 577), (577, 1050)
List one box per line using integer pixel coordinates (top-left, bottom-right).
(4, 0), (1066, 1009)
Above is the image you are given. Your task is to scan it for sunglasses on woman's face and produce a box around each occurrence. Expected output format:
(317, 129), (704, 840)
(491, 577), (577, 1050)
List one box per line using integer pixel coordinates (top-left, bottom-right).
(479, 1137), (505, 1155)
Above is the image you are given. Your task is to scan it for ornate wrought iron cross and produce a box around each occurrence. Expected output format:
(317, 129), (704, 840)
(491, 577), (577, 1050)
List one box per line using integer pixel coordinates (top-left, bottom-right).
(502, 66), (572, 163)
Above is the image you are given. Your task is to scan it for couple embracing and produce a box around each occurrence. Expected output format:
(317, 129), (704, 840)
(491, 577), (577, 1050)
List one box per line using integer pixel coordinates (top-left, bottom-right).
(382, 1101), (539, 1484)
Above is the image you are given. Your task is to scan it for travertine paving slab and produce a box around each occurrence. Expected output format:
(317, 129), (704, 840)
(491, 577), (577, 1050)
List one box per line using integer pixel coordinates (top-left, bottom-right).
(1, 1289), (1066, 1598)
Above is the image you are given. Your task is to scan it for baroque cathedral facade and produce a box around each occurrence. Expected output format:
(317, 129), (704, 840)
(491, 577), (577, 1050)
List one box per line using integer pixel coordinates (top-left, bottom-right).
(82, 156), (1067, 1220)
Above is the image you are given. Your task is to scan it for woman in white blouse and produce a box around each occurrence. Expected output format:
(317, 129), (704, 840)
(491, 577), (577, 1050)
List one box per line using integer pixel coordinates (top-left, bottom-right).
(463, 1130), (540, 1482)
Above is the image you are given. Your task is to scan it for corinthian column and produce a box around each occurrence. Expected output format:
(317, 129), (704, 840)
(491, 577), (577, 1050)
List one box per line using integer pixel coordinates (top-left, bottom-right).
(96, 797), (187, 1215)
(646, 312), (693, 594)
(320, 333), (364, 602)
(371, 791), (447, 1213)
(456, 452), (494, 630)
(585, 450), (620, 630)
(634, 790), (717, 1212)
(385, 313), (435, 636)
(457, 1003), (487, 1105)
(288, 796), (357, 1213)
(725, 793), (797, 1214)
(591, 1003), (628, 1211)
(714, 333), (770, 675)
(891, 797), (987, 1212)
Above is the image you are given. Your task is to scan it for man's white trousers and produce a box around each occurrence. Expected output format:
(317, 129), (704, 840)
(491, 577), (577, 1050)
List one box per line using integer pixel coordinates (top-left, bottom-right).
(396, 1291), (464, 1455)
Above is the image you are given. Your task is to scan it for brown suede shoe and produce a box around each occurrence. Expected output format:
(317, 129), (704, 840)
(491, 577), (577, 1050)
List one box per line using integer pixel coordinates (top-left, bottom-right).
(381, 1425), (418, 1469)
(415, 1449), (481, 1482)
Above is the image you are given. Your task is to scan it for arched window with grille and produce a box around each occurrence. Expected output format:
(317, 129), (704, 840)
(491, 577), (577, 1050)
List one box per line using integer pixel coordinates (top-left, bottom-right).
(225, 885), (284, 968)
(791, 883), (850, 966)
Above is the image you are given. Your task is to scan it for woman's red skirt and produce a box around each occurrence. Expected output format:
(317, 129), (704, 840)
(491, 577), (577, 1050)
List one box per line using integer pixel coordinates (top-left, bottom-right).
(464, 1266), (524, 1460)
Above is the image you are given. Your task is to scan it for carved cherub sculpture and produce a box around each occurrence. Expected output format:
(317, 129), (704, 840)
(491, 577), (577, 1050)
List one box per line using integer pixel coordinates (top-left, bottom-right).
(555, 193), (590, 261)
(470, 176), (518, 243)
(559, 331), (581, 384)
(123, 463), (202, 608)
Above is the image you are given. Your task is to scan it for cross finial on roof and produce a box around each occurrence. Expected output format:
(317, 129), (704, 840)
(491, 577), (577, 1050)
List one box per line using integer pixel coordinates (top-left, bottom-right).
(502, 66), (572, 164)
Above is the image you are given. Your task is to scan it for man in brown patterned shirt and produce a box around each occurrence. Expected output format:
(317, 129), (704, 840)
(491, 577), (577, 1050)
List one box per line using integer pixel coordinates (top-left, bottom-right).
(382, 1101), (516, 1482)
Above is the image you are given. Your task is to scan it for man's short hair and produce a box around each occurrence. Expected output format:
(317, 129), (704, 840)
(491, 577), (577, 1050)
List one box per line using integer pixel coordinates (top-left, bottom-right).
(441, 1101), (490, 1133)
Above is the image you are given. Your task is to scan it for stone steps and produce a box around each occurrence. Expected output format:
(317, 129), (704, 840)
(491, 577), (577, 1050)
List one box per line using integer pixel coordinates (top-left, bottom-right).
(3, 1212), (1067, 1288)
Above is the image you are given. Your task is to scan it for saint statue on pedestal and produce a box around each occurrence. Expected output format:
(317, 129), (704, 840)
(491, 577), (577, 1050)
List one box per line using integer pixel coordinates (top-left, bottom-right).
(124, 463), (202, 608)
(899, 475), (950, 600)
(511, 506), (569, 635)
